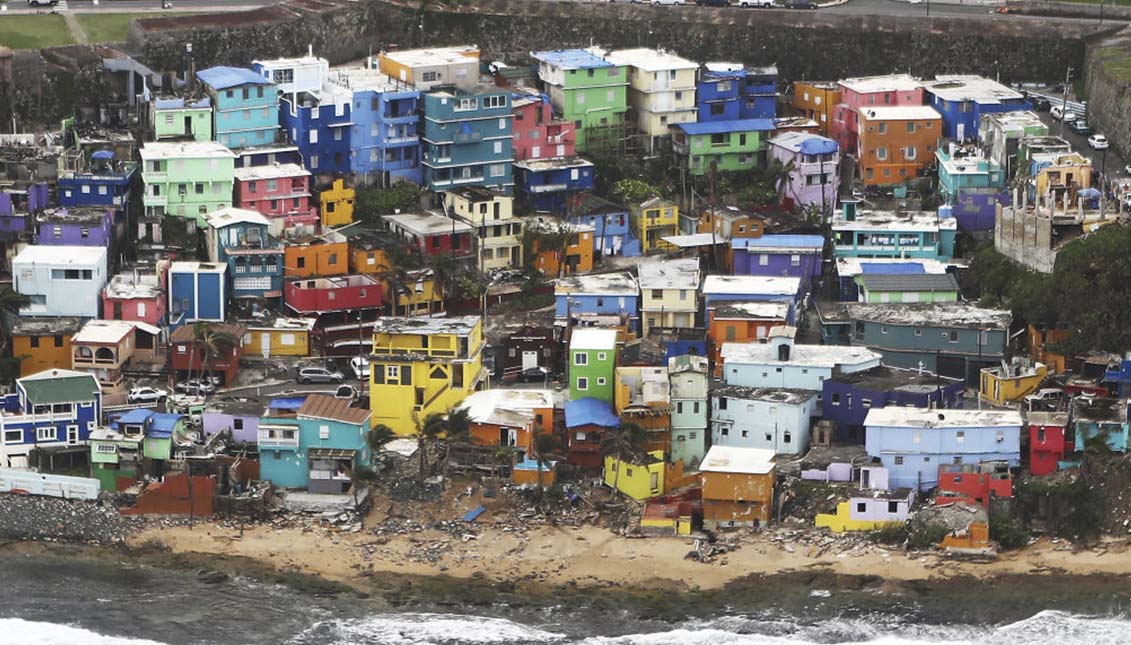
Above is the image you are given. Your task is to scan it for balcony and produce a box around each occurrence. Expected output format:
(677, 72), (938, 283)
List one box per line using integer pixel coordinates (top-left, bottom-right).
(0, 410), (76, 424)
(453, 131), (482, 143)
(799, 161), (838, 176)
(386, 136), (418, 145)
(145, 172), (167, 182)
(528, 183), (568, 194)
(452, 175), (485, 185)
(143, 194), (167, 207)
(258, 426), (299, 449)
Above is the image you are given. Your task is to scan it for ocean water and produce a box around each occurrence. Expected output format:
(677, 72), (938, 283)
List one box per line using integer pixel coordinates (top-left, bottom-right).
(6, 610), (1131, 645)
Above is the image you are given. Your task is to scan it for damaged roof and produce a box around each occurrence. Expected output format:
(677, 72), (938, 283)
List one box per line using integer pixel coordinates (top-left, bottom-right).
(298, 394), (371, 426)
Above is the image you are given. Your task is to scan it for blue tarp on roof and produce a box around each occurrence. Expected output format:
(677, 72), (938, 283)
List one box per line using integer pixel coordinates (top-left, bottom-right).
(565, 397), (620, 429)
(268, 396), (307, 411)
(514, 457), (557, 471)
(675, 119), (776, 136)
(799, 137), (838, 156)
(530, 49), (613, 70)
(147, 413), (184, 439)
(197, 66), (272, 90)
(110, 408), (155, 427)
(860, 262), (927, 275)
(733, 235), (824, 250)
(91, 150), (115, 160)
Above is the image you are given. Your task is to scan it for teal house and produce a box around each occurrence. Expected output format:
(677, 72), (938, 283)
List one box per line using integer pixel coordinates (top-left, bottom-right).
(258, 394), (372, 494)
(672, 119), (776, 176)
(832, 200), (956, 262)
(568, 328), (619, 405)
(936, 144), (1005, 204)
(105, 409), (189, 480)
(1072, 397), (1129, 454)
(421, 85), (514, 194)
(197, 66), (279, 150)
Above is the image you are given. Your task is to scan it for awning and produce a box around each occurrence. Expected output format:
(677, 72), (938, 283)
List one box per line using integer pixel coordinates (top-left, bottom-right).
(133, 321), (162, 336)
(661, 233), (722, 248)
(308, 448), (356, 459)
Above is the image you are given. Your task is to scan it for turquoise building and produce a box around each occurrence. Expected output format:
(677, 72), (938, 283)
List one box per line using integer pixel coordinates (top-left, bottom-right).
(197, 67), (280, 150)
(258, 394), (373, 493)
(935, 144), (1005, 204)
(831, 200), (956, 262)
(421, 85), (514, 194)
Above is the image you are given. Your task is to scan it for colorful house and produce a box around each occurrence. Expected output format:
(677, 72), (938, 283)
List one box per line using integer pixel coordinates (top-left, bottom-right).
(499, 325), (559, 382)
(232, 164), (319, 234)
(71, 319), (153, 397)
(420, 85), (514, 194)
(1072, 397), (1129, 454)
(707, 301), (790, 373)
(792, 80), (840, 136)
(89, 426), (143, 491)
(614, 366), (672, 453)
(696, 205), (765, 241)
(741, 66), (778, 119)
(204, 207), (285, 303)
(555, 272), (640, 331)
(169, 322), (246, 386)
(603, 450), (686, 501)
(702, 275), (801, 322)
(854, 273), (960, 304)
(370, 316), (488, 436)
(816, 488), (916, 533)
(833, 257), (953, 302)
(672, 119), (776, 176)
(258, 394), (372, 493)
(936, 461), (1012, 506)
(669, 355), (709, 469)
(637, 257), (700, 337)
(767, 132), (839, 213)
(278, 81), (352, 176)
(102, 271), (165, 327)
(935, 143), (1006, 205)
(864, 408), (1022, 491)
(167, 261), (228, 328)
(979, 359), (1048, 406)
(513, 157), (596, 214)
(13, 245), (108, 318)
(34, 208), (113, 261)
(444, 187), (524, 271)
(710, 384), (817, 456)
(196, 66), (279, 149)
(139, 141), (236, 223)
(978, 110), (1048, 177)
(12, 317), (85, 377)
(202, 399), (264, 444)
(525, 216), (595, 277)
(462, 388), (554, 451)
(245, 317), (316, 358)
(319, 179), (356, 228)
(510, 89), (576, 161)
(565, 397), (619, 469)
(377, 45), (480, 92)
(855, 105), (942, 186)
(565, 192), (639, 258)
(632, 197), (679, 253)
(822, 366), (966, 444)
(699, 445), (776, 529)
(731, 235), (824, 287)
(696, 64), (744, 122)
(330, 67), (422, 184)
(385, 269), (444, 318)
(148, 95), (213, 142)
(831, 74), (924, 155)
(721, 327), (881, 393)
(924, 75), (1029, 142)
(530, 49), (629, 153)
(604, 48), (698, 153)
(1028, 412), (1070, 476)
(0, 369), (102, 469)
(831, 200), (957, 261)
(283, 274), (384, 336)
(57, 151), (137, 222)
(568, 328), (619, 405)
(383, 211), (474, 262)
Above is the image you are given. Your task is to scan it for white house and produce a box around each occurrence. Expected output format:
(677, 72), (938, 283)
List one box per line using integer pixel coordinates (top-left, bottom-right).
(710, 384), (818, 455)
(13, 245), (109, 318)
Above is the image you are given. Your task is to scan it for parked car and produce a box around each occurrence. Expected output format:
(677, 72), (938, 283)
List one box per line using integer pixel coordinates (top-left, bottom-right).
(1050, 105), (1077, 122)
(518, 366), (552, 383)
(127, 386), (168, 405)
(175, 380), (216, 396)
(1087, 134), (1109, 150)
(785, 0), (818, 8)
(27, 0), (58, 6)
(1033, 97), (1052, 111)
(350, 356), (371, 380)
(297, 366), (345, 384)
(1024, 388), (1064, 411)
(735, 0), (774, 6)
(1070, 119), (1093, 135)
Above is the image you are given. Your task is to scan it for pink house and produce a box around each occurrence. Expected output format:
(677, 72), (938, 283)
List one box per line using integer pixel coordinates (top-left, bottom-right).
(830, 74), (924, 156)
(767, 131), (840, 213)
(512, 90), (576, 161)
(102, 270), (166, 327)
(232, 163), (319, 234)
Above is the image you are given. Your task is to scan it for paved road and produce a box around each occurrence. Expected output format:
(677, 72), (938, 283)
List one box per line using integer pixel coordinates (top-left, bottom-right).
(1034, 108), (1128, 186)
(3, 0), (271, 15)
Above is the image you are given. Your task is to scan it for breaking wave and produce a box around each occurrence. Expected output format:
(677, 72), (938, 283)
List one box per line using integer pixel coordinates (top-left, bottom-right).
(288, 612), (568, 644)
(0, 618), (169, 645)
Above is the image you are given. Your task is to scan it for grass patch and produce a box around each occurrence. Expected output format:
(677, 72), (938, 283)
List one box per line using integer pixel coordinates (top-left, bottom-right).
(76, 13), (188, 44)
(0, 15), (73, 49)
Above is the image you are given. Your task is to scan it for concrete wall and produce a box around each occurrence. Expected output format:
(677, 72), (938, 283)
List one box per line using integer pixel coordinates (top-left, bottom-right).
(994, 204), (1057, 274)
(1084, 28), (1131, 166)
(1008, 0), (1131, 20)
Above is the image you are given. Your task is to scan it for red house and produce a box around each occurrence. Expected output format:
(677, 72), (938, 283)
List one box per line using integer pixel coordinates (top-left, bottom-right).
(232, 164), (319, 233)
(102, 270), (166, 328)
(564, 397), (619, 470)
(934, 461), (1013, 507)
(169, 322), (247, 386)
(512, 89), (576, 161)
(382, 211), (473, 259)
(284, 274), (384, 356)
(1028, 411), (1071, 476)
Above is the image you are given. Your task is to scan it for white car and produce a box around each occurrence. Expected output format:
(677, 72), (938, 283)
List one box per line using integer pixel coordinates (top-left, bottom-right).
(127, 386), (168, 404)
(1087, 134), (1109, 150)
(27, 0), (58, 6)
(736, 0), (774, 6)
(652, 0), (685, 4)
(175, 379), (216, 396)
(350, 356), (371, 380)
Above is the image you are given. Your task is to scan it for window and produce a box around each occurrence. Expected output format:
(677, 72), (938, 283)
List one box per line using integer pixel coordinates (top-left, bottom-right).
(956, 430), (965, 444)
(876, 147), (888, 161)
(721, 428), (729, 437)
(718, 398), (728, 410)
(309, 130), (318, 144)
(831, 393), (841, 406)
(36, 427), (57, 442)
(953, 457), (963, 465)
(857, 502), (867, 513)
(888, 501), (899, 514)
(790, 254), (801, 267)
(596, 377), (606, 386)
(54, 335), (64, 348)
(924, 457), (931, 463)
(877, 123), (887, 134)
(948, 330), (959, 342)
(29, 337), (40, 349)
(904, 146), (917, 161)
(913, 431), (921, 444)
(1037, 428), (1046, 443)
(597, 352), (608, 361)
(861, 399), (872, 409)
(421, 71), (439, 82)
(759, 254), (768, 267)
(784, 431), (792, 444)
(576, 377), (588, 391)
(914, 329), (922, 337)
(996, 430), (1005, 444)
(319, 425), (330, 440)
(906, 121), (916, 133)
(894, 456), (904, 465)
(574, 353), (588, 366)
(4, 429), (22, 444)
(482, 95), (505, 109)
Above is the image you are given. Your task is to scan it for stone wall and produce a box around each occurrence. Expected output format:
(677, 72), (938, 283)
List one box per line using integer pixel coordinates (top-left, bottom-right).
(1084, 27), (1131, 163)
(0, 493), (139, 544)
(994, 203), (1057, 274)
(1007, 0), (1131, 21)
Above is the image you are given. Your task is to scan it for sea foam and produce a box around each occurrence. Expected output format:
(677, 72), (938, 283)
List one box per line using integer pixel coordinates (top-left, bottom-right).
(0, 618), (170, 645)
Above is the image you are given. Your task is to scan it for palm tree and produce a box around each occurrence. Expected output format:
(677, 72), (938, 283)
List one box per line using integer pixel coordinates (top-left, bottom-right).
(441, 405), (473, 478)
(0, 286), (30, 357)
(599, 422), (647, 498)
(348, 465), (377, 507)
(192, 323), (239, 387)
(531, 432), (563, 496)
(415, 412), (446, 484)
(367, 423), (395, 459)
(379, 245), (422, 317)
(426, 252), (459, 313)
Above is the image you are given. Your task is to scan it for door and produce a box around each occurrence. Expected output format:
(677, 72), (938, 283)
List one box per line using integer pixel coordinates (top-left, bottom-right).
(861, 469), (870, 489)
(956, 123), (965, 141)
(522, 351), (538, 371)
(67, 425), (79, 446)
(261, 333), (271, 358)
(184, 116), (193, 136)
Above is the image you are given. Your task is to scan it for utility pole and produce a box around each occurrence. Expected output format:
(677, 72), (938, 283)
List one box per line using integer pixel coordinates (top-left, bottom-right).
(1058, 66), (1073, 138)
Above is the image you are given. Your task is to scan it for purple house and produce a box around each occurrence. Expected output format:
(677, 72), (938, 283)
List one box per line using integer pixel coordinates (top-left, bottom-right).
(768, 132), (839, 215)
(0, 184), (49, 241)
(202, 399), (263, 444)
(821, 365), (966, 444)
(35, 206), (114, 248)
(732, 235), (824, 289)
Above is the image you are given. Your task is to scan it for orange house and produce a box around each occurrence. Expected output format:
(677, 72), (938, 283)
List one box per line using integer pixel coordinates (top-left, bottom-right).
(528, 217), (594, 278)
(707, 301), (790, 376)
(856, 105), (941, 186)
(700, 445), (776, 529)
(792, 81), (841, 136)
(346, 231), (395, 276)
(614, 366), (672, 454)
(284, 230), (349, 278)
(1028, 324), (1071, 374)
(462, 389), (556, 452)
(12, 317), (85, 377)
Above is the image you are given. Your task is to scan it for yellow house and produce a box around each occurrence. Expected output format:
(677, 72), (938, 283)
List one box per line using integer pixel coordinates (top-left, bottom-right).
(319, 179), (355, 228)
(634, 197), (679, 253)
(370, 315), (488, 435)
(443, 186), (523, 272)
(604, 48), (698, 151)
(979, 359), (1048, 406)
(603, 451), (669, 501)
(637, 257), (700, 336)
(245, 318), (315, 357)
(1033, 152), (1092, 204)
(387, 268), (445, 316)
(12, 317), (85, 377)
(815, 489), (915, 533)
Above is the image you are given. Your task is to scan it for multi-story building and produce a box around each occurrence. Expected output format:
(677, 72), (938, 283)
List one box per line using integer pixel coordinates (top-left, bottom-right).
(525, 216), (595, 277)
(196, 66), (279, 149)
(637, 257), (700, 337)
(283, 229), (350, 278)
(514, 158), (596, 214)
(278, 81), (353, 176)
(169, 322), (246, 386)
(831, 74), (924, 154)
(977, 110), (1047, 178)
(741, 65), (778, 119)
(139, 141), (236, 224)
(831, 200), (957, 261)
(766, 131), (839, 214)
(0, 369), (102, 469)
(258, 394), (373, 493)
(421, 85), (514, 194)
(568, 328), (619, 404)
(70, 319), (145, 396)
(377, 46), (481, 92)
(443, 187), (523, 272)
(232, 164), (319, 234)
(35, 206), (113, 249)
(924, 75), (1029, 142)
(56, 150), (137, 223)
(633, 197), (680, 253)
(167, 261), (228, 328)
(148, 95), (213, 141)
(204, 208), (285, 303)
(864, 408), (1022, 491)
(251, 54), (329, 95)
(383, 211), (474, 263)
(672, 119), (775, 175)
(615, 366), (672, 453)
(102, 271), (165, 327)
(792, 80), (840, 136)
(511, 89), (576, 161)
(855, 105), (942, 186)
(1028, 411), (1070, 477)
(555, 272), (640, 331)
(11, 318), (85, 377)
(604, 48), (698, 153)
(669, 354), (709, 468)
(731, 235), (825, 288)
(935, 143), (1006, 205)
(822, 366), (966, 444)
(335, 67), (423, 185)
(319, 179), (356, 228)
(720, 328), (881, 399)
(696, 205), (765, 240)
(370, 316), (488, 436)
(531, 49), (629, 153)
(702, 275), (802, 321)
(14, 245), (108, 318)
(710, 384), (817, 456)
(565, 193), (639, 257)
(696, 64), (744, 122)
(699, 445), (776, 529)
(706, 301), (790, 374)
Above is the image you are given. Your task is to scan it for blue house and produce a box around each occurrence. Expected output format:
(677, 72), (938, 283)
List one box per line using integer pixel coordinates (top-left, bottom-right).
(280, 85), (353, 176)
(57, 151), (137, 217)
(924, 75), (1030, 141)
(697, 65), (744, 122)
(864, 408), (1022, 491)
(554, 271), (640, 331)
(421, 85), (514, 194)
(197, 66), (280, 150)
(832, 200), (957, 262)
(740, 65), (778, 119)
(0, 369), (101, 469)
(822, 366), (966, 444)
(731, 235), (824, 287)
(1072, 397), (1129, 454)
(564, 192), (639, 257)
(514, 158), (595, 213)
(168, 261), (227, 328)
(258, 394), (373, 493)
(935, 143), (1006, 205)
(204, 207), (284, 303)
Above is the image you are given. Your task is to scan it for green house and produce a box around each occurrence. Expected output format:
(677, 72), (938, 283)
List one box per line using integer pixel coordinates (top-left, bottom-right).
(568, 328), (619, 404)
(151, 97), (214, 142)
(90, 428), (143, 491)
(855, 273), (960, 304)
(672, 119), (776, 176)
(531, 50), (629, 153)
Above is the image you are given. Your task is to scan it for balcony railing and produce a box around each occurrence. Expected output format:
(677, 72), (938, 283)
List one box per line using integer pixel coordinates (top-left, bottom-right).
(528, 183), (568, 193)
(0, 410), (76, 424)
(386, 136), (417, 145)
(799, 161), (838, 175)
(145, 172), (168, 182)
(453, 132), (482, 143)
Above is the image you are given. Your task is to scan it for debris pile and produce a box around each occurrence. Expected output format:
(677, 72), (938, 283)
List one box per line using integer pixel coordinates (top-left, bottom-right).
(0, 494), (140, 544)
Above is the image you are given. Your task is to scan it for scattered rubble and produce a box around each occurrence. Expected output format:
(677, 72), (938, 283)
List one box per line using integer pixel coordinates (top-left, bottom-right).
(0, 493), (142, 544)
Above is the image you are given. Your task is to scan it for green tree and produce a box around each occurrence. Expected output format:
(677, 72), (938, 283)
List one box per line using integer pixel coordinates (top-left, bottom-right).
(0, 286), (30, 357)
(599, 422), (647, 497)
(348, 465), (378, 507)
(415, 412), (447, 484)
(611, 179), (660, 204)
(356, 183), (425, 222)
(190, 322), (239, 386)
(523, 220), (572, 277)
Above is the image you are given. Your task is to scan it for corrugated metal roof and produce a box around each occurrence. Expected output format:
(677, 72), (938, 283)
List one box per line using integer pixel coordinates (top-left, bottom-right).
(298, 394), (371, 426)
(675, 119), (775, 136)
(20, 372), (100, 405)
(197, 66), (273, 90)
(857, 273), (959, 292)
